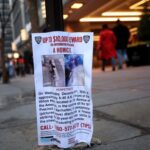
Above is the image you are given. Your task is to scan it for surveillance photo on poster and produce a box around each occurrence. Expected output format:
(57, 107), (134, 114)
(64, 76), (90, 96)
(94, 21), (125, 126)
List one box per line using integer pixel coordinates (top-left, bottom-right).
(42, 54), (84, 87)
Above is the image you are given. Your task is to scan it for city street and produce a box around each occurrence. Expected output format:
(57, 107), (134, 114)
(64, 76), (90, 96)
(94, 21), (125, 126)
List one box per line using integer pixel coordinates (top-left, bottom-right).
(0, 66), (150, 150)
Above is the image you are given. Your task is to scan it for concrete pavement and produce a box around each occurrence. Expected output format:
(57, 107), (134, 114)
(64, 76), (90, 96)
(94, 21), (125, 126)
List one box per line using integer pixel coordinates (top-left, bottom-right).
(0, 66), (150, 150)
(91, 66), (150, 150)
(0, 75), (35, 109)
(0, 74), (34, 97)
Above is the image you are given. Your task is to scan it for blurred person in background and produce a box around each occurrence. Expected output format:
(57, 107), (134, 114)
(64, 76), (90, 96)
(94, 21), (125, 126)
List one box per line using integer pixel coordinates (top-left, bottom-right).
(97, 24), (117, 71)
(18, 55), (25, 77)
(113, 19), (130, 69)
(8, 59), (15, 78)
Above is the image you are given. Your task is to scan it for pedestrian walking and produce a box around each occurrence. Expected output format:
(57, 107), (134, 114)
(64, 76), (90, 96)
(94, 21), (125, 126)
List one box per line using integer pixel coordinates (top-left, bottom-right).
(18, 56), (25, 77)
(97, 24), (117, 71)
(65, 55), (74, 86)
(113, 19), (130, 69)
(8, 59), (15, 78)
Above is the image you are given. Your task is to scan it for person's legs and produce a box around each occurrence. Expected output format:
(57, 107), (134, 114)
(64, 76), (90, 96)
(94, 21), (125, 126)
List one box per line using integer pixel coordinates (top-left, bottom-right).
(102, 59), (106, 71)
(117, 49), (123, 69)
(111, 57), (116, 71)
(123, 49), (128, 62)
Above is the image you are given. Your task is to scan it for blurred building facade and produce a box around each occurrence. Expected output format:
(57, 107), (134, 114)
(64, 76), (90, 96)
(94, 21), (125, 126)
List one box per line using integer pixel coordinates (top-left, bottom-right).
(11, 0), (30, 44)
(10, 0), (49, 53)
(0, 0), (12, 53)
(10, 0), (149, 49)
(9, 0), (150, 67)
(10, 0), (68, 54)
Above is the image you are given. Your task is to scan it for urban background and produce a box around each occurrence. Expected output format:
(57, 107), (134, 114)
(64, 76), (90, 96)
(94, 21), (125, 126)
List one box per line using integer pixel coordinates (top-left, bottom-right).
(0, 0), (150, 83)
(0, 0), (150, 150)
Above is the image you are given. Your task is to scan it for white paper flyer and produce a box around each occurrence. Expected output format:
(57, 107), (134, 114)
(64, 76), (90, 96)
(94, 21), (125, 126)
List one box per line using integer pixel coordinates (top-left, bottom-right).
(32, 31), (93, 148)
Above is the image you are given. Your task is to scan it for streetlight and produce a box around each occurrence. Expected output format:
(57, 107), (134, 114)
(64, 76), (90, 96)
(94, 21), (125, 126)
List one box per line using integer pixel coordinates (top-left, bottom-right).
(41, 0), (46, 18)
(13, 52), (19, 59)
(11, 42), (17, 51)
(7, 53), (13, 59)
(20, 28), (29, 41)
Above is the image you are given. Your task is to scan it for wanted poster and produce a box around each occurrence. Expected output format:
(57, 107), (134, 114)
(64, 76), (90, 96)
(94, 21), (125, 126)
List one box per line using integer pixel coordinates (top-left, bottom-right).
(32, 31), (93, 148)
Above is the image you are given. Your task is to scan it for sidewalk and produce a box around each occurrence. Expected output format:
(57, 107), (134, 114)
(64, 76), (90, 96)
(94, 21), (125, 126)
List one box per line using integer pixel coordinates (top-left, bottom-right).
(0, 66), (150, 150)
(0, 75), (35, 109)
(91, 66), (150, 150)
(0, 74), (34, 97)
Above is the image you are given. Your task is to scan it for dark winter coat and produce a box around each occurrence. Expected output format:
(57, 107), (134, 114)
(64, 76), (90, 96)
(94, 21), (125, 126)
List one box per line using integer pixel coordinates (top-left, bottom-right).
(113, 24), (130, 49)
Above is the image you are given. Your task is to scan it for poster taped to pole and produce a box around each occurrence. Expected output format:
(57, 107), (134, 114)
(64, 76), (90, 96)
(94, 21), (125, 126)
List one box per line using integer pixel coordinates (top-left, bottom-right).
(32, 31), (93, 148)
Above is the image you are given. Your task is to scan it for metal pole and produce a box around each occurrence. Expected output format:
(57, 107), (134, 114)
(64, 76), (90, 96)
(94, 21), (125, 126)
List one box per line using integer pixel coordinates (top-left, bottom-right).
(45, 0), (64, 31)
